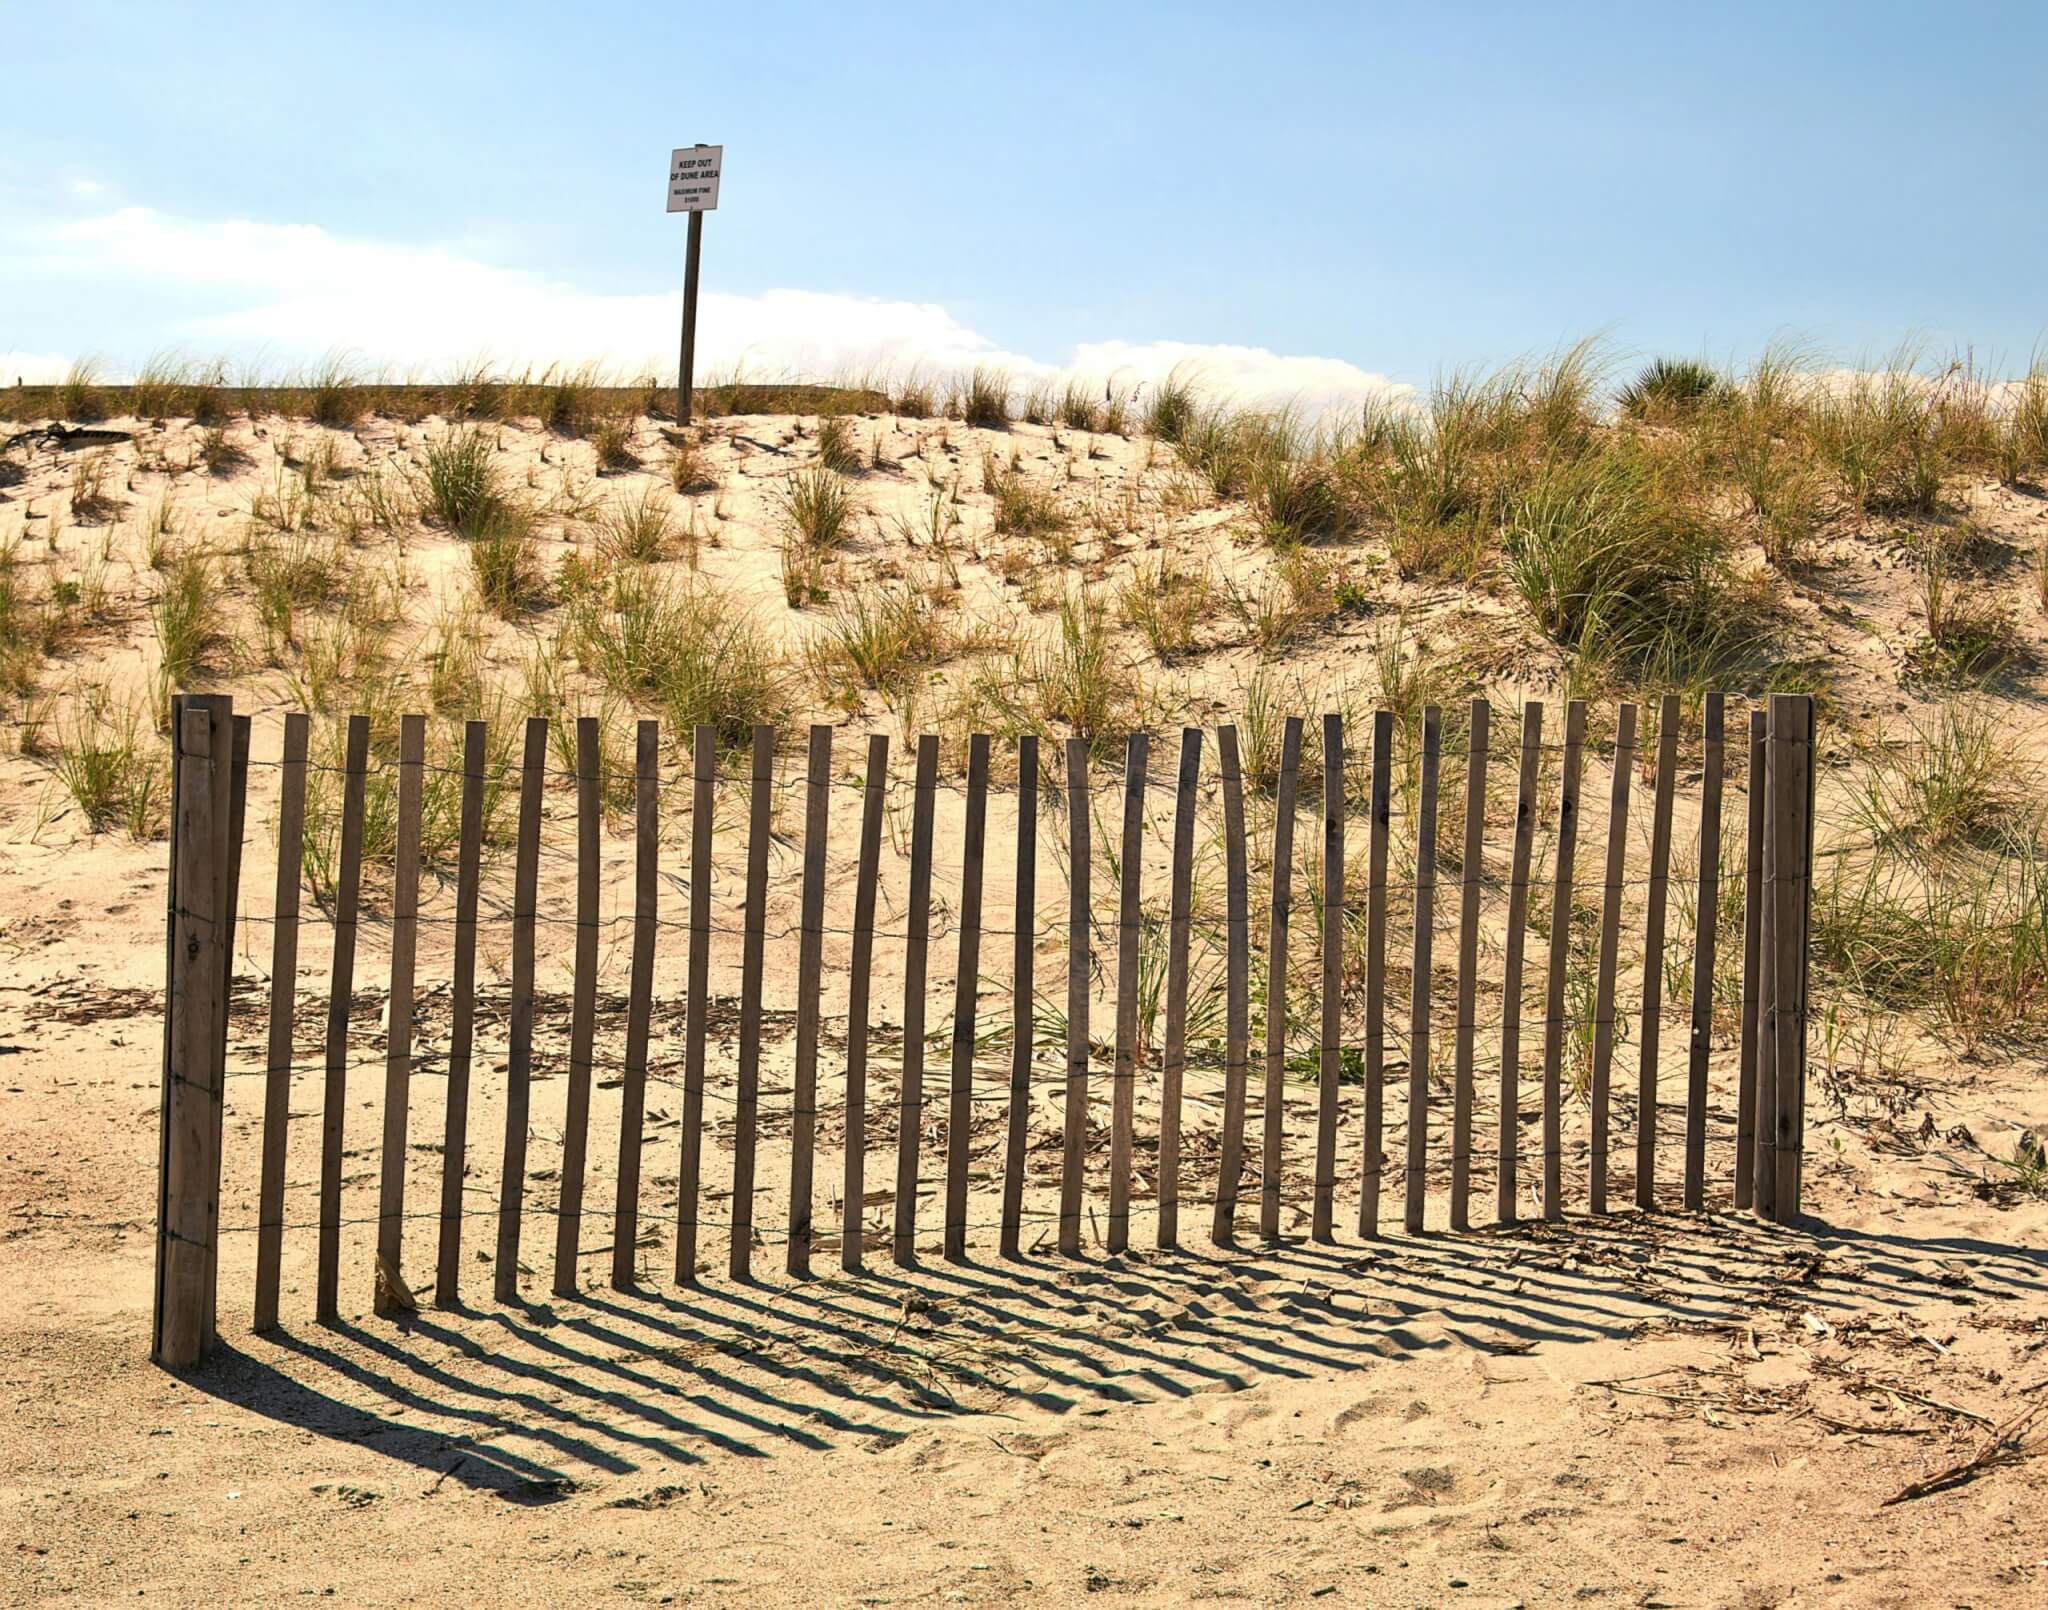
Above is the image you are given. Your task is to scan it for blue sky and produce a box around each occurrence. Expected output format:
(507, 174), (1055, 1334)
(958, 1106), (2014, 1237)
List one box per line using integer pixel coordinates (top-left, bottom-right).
(4, 1), (2044, 403)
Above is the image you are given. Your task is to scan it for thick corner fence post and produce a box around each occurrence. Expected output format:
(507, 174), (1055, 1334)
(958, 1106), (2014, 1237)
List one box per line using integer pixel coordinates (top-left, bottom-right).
(154, 693), (234, 1367)
(1758, 693), (1815, 1224)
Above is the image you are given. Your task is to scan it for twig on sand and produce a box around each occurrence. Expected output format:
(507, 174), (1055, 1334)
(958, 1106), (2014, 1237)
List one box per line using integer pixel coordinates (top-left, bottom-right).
(1882, 1404), (2045, 1506)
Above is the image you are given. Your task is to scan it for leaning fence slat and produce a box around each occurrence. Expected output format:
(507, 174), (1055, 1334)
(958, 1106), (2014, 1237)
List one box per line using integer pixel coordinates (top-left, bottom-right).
(317, 713), (371, 1323)
(374, 714), (426, 1314)
(1058, 737), (1091, 1256)
(611, 720), (660, 1289)
(551, 717), (602, 1297)
(731, 723), (776, 1280)
(493, 717), (546, 1302)
(944, 733), (990, 1263)
(1360, 709), (1393, 1237)
(1403, 705), (1442, 1233)
(1313, 715), (1344, 1244)
(785, 724), (833, 1277)
(1587, 703), (1636, 1216)
(675, 724), (715, 1284)
(1212, 726), (1250, 1245)
(1634, 694), (1680, 1209)
(1734, 710), (1766, 1211)
(1497, 703), (1542, 1224)
(1448, 700), (1489, 1232)
(1683, 694), (1726, 1211)
(1157, 728), (1201, 1251)
(895, 735), (939, 1265)
(1541, 699), (1587, 1222)
(999, 735), (1037, 1259)
(434, 720), (486, 1306)
(844, 734), (889, 1272)
(1261, 717), (1303, 1242)
(1108, 733), (1147, 1255)
(254, 712), (308, 1331)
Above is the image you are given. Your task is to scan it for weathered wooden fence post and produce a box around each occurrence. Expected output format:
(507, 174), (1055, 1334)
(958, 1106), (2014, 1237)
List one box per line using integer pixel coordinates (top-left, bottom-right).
(1757, 694), (1815, 1224)
(154, 693), (235, 1367)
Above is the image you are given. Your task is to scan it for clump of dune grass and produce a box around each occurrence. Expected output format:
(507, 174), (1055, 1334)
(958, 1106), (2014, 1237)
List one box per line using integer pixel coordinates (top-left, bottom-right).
(1251, 439), (1354, 543)
(1907, 529), (2016, 685)
(421, 427), (501, 530)
(69, 451), (114, 520)
(571, 566), (790, 749)
(468, 503), (545, 617)
(1850, 699), (2036, 858)
(152, 551), (223, 693)
(1144, 370), (1200, 446)
(0, 543), (50, 695)
(1031, 586), (1143, 754)
(595, 483), (676, 564)
(1058, 379), (1100, 432)
(960, 367), (1011, 429)
(809, 582), (950, 702)
(776, 466), (857, 551)
(1619, 357), (1725, 420)
(1117, 554), (1211, 660)
(57, 359), (105, 423)
(989, 464), (1066, 538)
(197, 424), (244, 475)
(666, 434), (716, 493)
(245, 526), (346, 659)
(50, 687), (168, 838)
(816, 412), (861, 474)
(592, 413), (636, 471)
(301, 353), (366, 428)
(1996, 367), (2048, 485)
(536, 362), (605, 437)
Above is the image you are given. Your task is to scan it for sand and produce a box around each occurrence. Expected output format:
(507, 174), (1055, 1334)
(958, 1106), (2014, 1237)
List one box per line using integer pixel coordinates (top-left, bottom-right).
(2, 404), (2046, 1607)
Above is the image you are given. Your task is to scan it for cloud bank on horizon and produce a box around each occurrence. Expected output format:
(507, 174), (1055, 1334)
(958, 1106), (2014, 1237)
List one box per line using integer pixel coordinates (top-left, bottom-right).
(6, 206), (1415, 418)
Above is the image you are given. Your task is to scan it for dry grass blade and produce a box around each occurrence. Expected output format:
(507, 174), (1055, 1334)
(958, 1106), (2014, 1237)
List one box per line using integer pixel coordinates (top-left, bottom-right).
(1881, 1403), (2046, 1506)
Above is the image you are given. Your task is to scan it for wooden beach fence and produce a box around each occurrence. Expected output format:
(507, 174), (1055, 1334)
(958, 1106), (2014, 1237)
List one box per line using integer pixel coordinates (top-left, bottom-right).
(150, 693), (1820, 1369)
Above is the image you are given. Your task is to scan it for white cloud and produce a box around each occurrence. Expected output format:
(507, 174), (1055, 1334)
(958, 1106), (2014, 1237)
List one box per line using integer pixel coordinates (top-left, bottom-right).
(24, 206), (1412, 418)
(0, 351), (73, 385)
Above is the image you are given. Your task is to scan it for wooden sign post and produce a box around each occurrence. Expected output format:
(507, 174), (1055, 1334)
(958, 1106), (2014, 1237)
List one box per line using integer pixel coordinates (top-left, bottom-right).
(667, 143), (723, 425)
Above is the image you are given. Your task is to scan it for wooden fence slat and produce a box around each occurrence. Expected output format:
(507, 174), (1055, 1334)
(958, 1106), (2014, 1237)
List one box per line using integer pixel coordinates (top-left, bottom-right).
(1313, 715), (1344, 1243)
(1403, 704), (1442, 1233)
(675, 724), (715, 1284)
(203, 712), (249, 1348)
(154, 697), (232, 1365)
(1261, 716), (1303, 1242)
(1793, 696), (1818, 1215)
(787, 723), (833, 1277)
(1634, 694), (1680, 1209)
(254, 711), (309, 1331)
(944, 732), (990, 1263)
(375, 713), (426, 1314)
(493, 717), (546, 1302)
(1541, 699), (1587, 1222)
(731, 723), (776, 1280)
(1359, 709), (1393, 1237)
(317, 712), (371, 1323)
(999, 735), (1037, 1259)
(1769, 694), (1813, 1221)
(1058, 737), (1091, 1256)
(434, 719), (486, 1306)
(895, 734), (939, 1265)
(1683, 694), (1726, 1211)
(1734, 710), (1766, 1211)
(1448, 700), (1489, 1232)
(844, 734), (889, 1272)
(611, 719), (661, 1289)
(1587, 703), (1636, 1216)
(1497, 702), (1542, 1224)
(1157, 728), (1201, 1251)
(552, 716), (602, 1297)
(1108, 733), (1147, 1255)
(1212, 726), (1250, 1246)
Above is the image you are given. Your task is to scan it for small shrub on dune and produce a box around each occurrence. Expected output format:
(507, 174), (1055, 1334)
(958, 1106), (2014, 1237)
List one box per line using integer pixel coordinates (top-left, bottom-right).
(1619, 356), (1725, 420)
